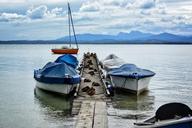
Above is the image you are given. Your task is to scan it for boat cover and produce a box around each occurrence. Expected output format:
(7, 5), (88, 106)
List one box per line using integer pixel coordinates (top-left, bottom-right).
(108, 64), (155, 79)
(101, 54), (126, 71)
(34, 62), (81, 84)
(55, 54), (78, 68)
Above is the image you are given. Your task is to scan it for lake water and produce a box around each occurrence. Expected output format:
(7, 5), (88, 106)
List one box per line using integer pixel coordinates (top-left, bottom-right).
(0, 44), (192, 128)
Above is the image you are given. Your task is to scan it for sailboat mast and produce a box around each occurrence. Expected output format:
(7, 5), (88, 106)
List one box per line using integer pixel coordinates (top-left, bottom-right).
(68, 3), (71, 47)
(68, 3), (78, 49)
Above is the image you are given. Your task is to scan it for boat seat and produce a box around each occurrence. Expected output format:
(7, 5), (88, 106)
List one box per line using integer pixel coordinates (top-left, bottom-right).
(155, 102), (192, 121)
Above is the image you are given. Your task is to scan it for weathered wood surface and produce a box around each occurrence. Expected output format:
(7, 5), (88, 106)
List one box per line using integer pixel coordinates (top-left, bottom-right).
(78, 53), (105, 98)
(93, 101), (107, 128)
(75, 101), (95, 128)
(72, 53), (109, 128)
(75, 101), (107, 128)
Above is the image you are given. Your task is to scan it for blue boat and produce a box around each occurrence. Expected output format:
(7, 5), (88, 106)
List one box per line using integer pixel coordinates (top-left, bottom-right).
(108, 64), (155, 79)
(55, 54), (78, 69)
(108, 64), (155, 95)
(34, 62), (81, 95)
(134, 103), (192, 128)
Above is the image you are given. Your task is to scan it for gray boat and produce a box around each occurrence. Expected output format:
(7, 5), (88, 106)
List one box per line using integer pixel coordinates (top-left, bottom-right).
(134, 102), (192, 128)
(108, 64), (155, 95)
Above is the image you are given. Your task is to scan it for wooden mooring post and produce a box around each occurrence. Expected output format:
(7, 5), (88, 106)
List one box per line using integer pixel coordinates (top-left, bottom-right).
(72, 52), (110, 128)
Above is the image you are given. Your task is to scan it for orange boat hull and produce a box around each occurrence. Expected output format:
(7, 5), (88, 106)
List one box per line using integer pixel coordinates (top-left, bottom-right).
(51, 48), (79, 54)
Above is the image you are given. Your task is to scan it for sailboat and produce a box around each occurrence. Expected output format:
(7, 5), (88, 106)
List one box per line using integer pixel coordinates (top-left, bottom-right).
(51, 3), (79, 54)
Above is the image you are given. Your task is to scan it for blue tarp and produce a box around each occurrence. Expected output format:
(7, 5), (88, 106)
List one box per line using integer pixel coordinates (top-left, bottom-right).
(108, 64), (155, 79)
(34, 62), (81, 84)
(55, 54), (78, 69)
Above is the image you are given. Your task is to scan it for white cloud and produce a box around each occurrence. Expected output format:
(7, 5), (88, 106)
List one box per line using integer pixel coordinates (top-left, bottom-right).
(27, 5), (48, 19)
(79, 0), (129, 12)
(0, 0), (25, 3)
(0, 0), (192, 40)
(80, 1), (100, 12)
(0, 0), (82, 4)
(0, 5), (67, 21)
(26, 5), (66, 19)
(76, 0), (192, 35)
(0, 12), (26, 22)
(51, 7), (63, 15)
(125, 0), (157, 9)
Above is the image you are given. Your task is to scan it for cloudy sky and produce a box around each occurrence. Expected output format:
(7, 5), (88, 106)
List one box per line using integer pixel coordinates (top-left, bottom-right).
(0, 0), (192, 40)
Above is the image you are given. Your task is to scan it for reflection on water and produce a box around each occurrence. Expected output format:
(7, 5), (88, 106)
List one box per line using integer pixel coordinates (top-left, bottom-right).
(33, 88), (76, 128)
(112, 90), (155, 111)
(1, 45), (192, 128)
(108, 91), (155, 128)
(34, 87), (72, 116)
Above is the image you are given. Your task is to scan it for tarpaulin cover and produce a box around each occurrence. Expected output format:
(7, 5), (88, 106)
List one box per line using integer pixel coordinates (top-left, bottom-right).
(108, 64), (155, 79)
(101, 54), (126, 71)
(55, 54), (78, 68)
(34, 62), (80, 84)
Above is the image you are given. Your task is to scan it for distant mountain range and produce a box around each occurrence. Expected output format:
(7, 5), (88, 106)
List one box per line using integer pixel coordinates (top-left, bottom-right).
(57, 31), (192, 44)
(1, 31), (192, 44)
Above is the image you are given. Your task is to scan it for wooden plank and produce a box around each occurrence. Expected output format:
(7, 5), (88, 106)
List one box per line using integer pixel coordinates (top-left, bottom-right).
(74, 53), (109, 128)
(77, 53), (105, 98)
(75, 101), (95, 128)
(93, 101), (108, 128)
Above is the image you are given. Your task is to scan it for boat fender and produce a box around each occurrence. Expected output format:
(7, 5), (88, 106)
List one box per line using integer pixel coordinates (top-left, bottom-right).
(101, 74), (105, 79)
(107, 84), (114, 96)
(76, 70), (80, 74)
(99, 62), (104, 69)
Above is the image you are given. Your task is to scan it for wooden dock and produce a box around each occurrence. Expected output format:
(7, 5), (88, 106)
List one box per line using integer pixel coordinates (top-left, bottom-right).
(72, 53), (109, 128)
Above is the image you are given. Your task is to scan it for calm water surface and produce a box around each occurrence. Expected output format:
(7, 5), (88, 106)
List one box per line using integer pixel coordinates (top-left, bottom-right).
(0, 44), (192, 128)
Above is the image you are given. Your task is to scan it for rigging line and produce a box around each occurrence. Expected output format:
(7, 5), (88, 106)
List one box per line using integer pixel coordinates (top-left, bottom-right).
(68, 3), (71, 47)
(68, 2), (78, 49)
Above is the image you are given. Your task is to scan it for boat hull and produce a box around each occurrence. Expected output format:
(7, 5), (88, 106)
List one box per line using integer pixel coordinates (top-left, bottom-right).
(51, 48), (78, 54)
(134, 117), (192, 128)
(110, 76), (153, 95)
(35, 81), (77, 95)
